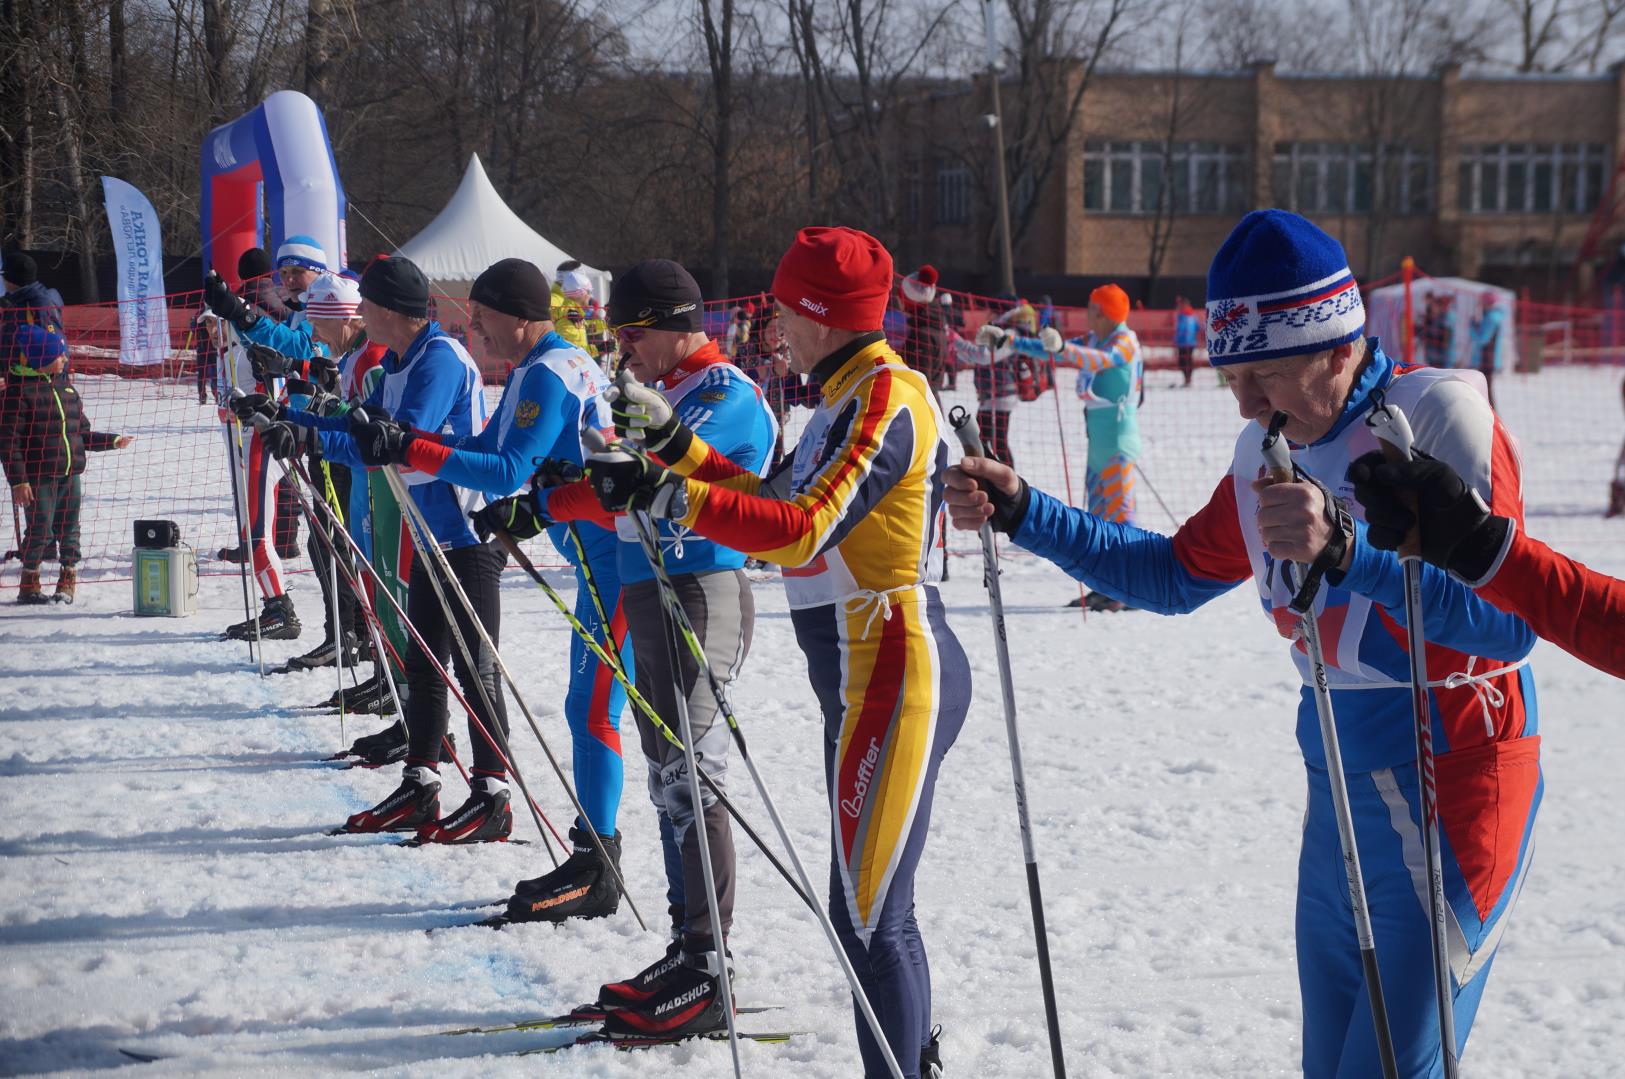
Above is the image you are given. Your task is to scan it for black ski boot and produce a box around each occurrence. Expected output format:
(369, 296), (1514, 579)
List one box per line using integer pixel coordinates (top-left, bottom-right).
(414, 776), (512, 844)
(921, 1024), (944, 1078)
(1069, 589), (1129, 613)
(597, 933), (685, 1011)
(340, 765), (440, 832)
(223, 594), (302, 640)
(285, 631), (359, 671)
(217, 543), (247, 564)
(349, 726), (455, 769)
(508, 827), (623, 922)
(601, 946), (732, 1038)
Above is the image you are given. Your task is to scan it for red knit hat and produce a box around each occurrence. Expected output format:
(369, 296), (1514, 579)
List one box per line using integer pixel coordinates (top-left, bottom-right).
(772, 226), (894, 330)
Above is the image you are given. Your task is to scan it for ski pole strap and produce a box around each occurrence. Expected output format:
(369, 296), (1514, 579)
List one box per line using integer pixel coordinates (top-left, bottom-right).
(1286, 464), (1355, 615)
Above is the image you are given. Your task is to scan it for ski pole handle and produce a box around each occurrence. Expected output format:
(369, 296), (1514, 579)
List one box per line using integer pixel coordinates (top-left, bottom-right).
(948, 404), (987, 458)
(1261, 410), (1294, 484)
(1366, 402), (1423, 560)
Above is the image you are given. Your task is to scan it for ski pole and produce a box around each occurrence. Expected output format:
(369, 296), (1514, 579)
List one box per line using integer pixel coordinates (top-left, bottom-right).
(278, 453), (466, 780)
(618, 502), (908, 1079)
(496, 527), (818, 913)
(627, 506), (743, 1079)
(1132, 460), (1181, 530)
(278, 453), (554, 849)
(376, 465), (568, 863)
(324, 471), (347, 748)
(1041, 344), (1088, 617)
(1364, 400), (1460, 1078)
(378, 462), (645, 896)
(222, 323), (264, 675)
(1261, 411), (1400, 1079)
(948, 406), (1068, 1079)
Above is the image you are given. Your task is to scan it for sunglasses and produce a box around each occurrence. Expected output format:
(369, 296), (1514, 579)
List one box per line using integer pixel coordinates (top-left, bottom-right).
(613, 324), (649, 344)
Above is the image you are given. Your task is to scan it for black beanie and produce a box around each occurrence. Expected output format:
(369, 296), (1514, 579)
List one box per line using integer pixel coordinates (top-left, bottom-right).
(608, 259), (703, 332)
(470, 258), (552, 320)
(2, 251), (38, 287)
(237, 247), (273, 280)
(360, 256), (430, 318)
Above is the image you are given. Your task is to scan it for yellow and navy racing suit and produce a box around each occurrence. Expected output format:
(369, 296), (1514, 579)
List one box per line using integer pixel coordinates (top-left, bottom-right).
(663, 331), (968, 1078)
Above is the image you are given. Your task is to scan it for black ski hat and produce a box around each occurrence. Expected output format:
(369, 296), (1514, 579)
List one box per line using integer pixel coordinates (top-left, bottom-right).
(2, 250), (38, 287)
(360, 256), (430, 319)
(237, 247), (273, 280)
(607, 259), (703, 332)
(470, 258), (552, 320)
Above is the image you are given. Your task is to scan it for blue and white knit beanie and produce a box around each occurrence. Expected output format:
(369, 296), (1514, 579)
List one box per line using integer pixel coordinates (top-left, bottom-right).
(275, 234), (329, 272)
(1204, 210), (1364, 366)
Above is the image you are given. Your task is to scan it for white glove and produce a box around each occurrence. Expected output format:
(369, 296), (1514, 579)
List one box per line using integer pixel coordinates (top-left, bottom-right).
(605, 367), (676, 448)
(1040, 327), (1064, 354)
(975, 323), (1011, 350)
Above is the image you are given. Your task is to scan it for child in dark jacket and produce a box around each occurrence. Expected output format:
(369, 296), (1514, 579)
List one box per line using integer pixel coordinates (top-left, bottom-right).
(2, 324), (131, 603)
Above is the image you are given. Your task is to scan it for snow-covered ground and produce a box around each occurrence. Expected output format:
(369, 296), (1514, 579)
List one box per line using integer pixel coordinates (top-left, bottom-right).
(2, 366), (1621, 1077)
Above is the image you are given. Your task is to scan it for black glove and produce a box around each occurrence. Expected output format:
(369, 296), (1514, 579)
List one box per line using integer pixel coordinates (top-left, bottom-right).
(230, 392), (281, 423)
(248, 343), (294, 382)
(260, 421), (306, 460)
(1347, 451), (1510, 581)
(530, 457), (584, 490)
(470, 493), (553, 541)
(986, 477), (1032, 536)
(585, 442), (685, 516)
(203, 271), (256, 331)
(309, 353), (339, 394)
(352, 416), (413, 467)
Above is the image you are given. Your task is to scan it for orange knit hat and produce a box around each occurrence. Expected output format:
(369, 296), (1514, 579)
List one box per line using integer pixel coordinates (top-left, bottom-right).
(1090, 284), (1130, 324)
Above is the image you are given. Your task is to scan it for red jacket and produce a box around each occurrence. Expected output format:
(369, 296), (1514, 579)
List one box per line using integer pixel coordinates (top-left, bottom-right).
(1478, 528), (1624, 679)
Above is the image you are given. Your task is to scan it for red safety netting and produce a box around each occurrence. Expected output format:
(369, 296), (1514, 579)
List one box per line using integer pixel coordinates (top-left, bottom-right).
(2, 273), (1619, 590)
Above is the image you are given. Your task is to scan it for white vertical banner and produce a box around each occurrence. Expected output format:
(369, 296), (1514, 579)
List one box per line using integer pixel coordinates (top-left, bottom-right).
(101, 176), (170, 366)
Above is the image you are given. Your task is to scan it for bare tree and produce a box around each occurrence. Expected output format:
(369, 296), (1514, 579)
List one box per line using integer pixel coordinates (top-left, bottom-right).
(699, 0), (735, 294)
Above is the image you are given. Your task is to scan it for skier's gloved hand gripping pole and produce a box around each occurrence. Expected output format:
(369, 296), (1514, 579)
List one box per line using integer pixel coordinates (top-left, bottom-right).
(360, 425), (640, 910)
(221, 321), (265, 674)
(947, 405), (1068, 1079)
(584, 421), (907, 1079)
(1261, 411), (1400, 1079)
(1364, 400), (1461, 1079)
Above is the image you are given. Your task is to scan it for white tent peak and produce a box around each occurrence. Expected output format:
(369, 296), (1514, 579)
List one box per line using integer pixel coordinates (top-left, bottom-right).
(394, 153), (609, 298)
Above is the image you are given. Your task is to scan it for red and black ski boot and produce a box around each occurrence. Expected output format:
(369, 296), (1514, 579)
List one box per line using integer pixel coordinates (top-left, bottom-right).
(597, 933), (684, 1011)
(339, 765), (440, 832)
(601, 946), (732, 1038)
(414, 776), (512, 844)
(508, 826), (623, 922)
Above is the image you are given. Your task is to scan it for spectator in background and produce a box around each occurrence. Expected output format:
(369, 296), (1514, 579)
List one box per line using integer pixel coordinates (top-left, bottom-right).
(552, 261), (593, 352)
(1469, 289), (1506, 410)
(1006, 283), (1144, 611)
(1608, 375), (1625, 518)
(1, 253), (67, 375)
(938, 292), (961, 389)
(962, 320), (1021, 467)
(994, 294), (1039, 336)
(724, 304), (753, 362)
(1418, 290), (1457, 369)
(2, 325), (132, 604)
(899, 264), (949, 393)
(1039, 294), (1057, 330)
(1173, 295), (1200, 387)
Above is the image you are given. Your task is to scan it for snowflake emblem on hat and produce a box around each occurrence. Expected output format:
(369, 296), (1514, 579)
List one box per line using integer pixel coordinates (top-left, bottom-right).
(1209, 300), (1250, 345)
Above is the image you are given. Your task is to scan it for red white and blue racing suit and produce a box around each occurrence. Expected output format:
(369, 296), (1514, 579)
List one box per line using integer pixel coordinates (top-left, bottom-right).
(1011, 342), (1539, 1078)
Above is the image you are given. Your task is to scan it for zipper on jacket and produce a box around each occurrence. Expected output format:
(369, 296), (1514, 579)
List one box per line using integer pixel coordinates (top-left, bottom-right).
(51, 384), (72, 477)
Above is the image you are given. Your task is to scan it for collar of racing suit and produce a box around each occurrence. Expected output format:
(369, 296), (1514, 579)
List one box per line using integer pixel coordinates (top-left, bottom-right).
(658, 338), (728, 387)
(1308, 336), (1397, 448)
(811, 331), (888, 399)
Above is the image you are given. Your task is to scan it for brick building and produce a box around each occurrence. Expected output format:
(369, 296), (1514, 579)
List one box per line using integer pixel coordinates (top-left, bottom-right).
(902, 63), (1625, 304)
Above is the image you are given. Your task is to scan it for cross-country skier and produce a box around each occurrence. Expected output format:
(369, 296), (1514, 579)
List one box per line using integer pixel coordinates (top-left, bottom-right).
(1350, 451), (1625, 679)
(520, 259), (776, 1035)
(944, 210), (1540, 1079)
(203, 235), (335, 641)
(246, 256), (509, 844)
(353, 257), (633, 916)
(585, 228), (959, 1078)
(996, 283), (1144, 611)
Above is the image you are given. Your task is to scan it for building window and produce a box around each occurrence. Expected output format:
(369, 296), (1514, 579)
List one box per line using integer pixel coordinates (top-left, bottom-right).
(1082, 140), (1249, 215)
(934, 164), (971, 225)
(1458, 143), (1608, 214)
(1272, 142), (1433, 215)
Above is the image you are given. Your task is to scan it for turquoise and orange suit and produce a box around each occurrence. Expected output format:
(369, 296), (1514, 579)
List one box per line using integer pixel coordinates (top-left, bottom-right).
(662, 331), (968, 1079)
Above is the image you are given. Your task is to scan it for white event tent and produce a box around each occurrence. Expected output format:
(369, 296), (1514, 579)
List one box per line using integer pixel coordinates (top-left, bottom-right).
(394, 153), (611, 303)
